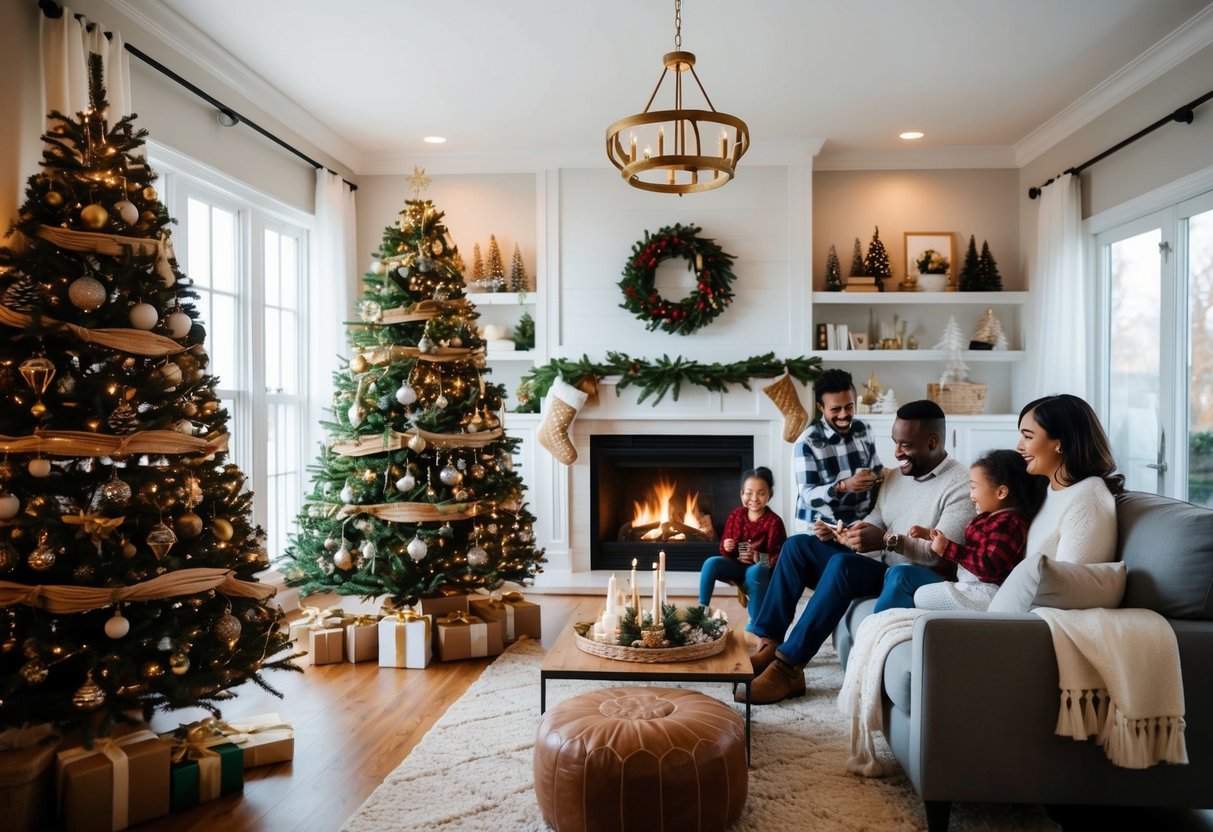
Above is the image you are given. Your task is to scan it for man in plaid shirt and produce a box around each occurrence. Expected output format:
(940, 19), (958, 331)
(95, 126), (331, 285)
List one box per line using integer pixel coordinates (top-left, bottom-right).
(793, 369), (883, 529)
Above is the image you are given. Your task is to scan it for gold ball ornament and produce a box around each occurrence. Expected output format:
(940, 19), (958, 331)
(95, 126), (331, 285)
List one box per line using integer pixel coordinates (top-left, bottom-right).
(28, 543), (56, 571)
(407, 433), (427, 453)
(169, 650), (190, 675)
(142, 186), (158, 201)
(43, 190), (65, 207)
(175, 512), (204, 538)
(350, 354), (369, 374)
(30, 401), (48, 418)
(121, 540), (137, 559)
(20, 658), (49, 685)
(210, 518), (234, 541)
(213, 613), (242, 646)
(72, 673), (107, 711)
(140, 210), (157, 224)
(80, 203), (109, 230)
(28, 458), (52, 478)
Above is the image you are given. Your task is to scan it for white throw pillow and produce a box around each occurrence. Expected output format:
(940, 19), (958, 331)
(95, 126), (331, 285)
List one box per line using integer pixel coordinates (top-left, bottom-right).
(988, 556), (1127, 613)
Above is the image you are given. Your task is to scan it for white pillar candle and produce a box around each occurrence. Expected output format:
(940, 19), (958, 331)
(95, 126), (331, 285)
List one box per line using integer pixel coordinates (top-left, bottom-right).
(658, 550), (667, 604)
(605, 573), (618, 615)
(631, 558), (640, 621)
(651, 563), (660, 623)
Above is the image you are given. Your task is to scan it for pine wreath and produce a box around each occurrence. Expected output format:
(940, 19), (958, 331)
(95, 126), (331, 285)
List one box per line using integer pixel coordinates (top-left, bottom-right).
(618, 223), (737, 335)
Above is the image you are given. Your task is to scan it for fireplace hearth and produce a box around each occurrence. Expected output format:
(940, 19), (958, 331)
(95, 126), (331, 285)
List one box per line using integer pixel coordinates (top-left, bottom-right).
(590, 434), (753, 571)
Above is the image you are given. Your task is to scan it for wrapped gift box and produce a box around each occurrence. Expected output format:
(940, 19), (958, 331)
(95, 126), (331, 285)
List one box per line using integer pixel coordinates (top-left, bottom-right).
(220, 714), (294, 769)
(287, 607), (346, 645)
(166, 742), (243, 813)
(378, 612), (432, 669)
(417, 594), (468, 649)
(308, 627), (345, 665)
(435, 613), (503, 661)
(345, 616), (381, 663)
(470, 594), (541, 642)
(0, 728), (60, 832)
(56, 729), (170, 832)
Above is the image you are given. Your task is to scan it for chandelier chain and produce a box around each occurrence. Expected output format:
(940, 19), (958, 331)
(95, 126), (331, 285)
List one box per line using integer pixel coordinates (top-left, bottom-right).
(674, 0), (681, 49)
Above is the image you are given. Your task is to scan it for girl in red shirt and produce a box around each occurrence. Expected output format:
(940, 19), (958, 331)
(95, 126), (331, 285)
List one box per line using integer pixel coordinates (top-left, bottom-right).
(697, 467), (788, 633)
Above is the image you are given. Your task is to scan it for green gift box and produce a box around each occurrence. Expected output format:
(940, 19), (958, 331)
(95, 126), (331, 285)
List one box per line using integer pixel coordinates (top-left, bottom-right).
(167, 742), (243, 813)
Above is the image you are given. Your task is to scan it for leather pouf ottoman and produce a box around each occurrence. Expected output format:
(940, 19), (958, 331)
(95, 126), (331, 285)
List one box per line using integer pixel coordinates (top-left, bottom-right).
(534, 687), (747, 831)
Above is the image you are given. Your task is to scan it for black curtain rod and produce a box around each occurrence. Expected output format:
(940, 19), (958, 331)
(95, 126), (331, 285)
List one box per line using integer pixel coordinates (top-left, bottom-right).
(38, 0), (357, 192)
(1027, 88), (1213, 199)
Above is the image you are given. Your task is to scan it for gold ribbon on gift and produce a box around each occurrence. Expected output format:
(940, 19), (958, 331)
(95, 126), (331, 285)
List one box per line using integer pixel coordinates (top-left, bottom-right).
(292, 606), (346, 631)
(474, 588), (525, 608)
(56, 729), (157, 831)
(394, 607), (431, 640)
(0, 302), (188, 357)
(34, 224), (178, 286)
(166, 722), (225, 802)
(378, 298), (470, 324)
(349, 614), (380, 628)
(0, 567), (274, 612)
(358, 344), (484, 367)
(330, 426), (504, 457)
(333, 500), (482, 523)
(0, 428), (228, 459)
(440, 610), (470, 625)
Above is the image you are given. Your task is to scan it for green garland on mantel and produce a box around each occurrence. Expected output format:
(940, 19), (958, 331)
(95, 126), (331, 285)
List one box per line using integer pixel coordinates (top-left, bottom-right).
(514, 352), (822, 412)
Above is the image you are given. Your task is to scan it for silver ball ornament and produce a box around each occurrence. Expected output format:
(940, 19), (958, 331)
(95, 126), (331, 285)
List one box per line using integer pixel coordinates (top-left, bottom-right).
(466, 545), (489, 567)
(68, 276), (107, 311)
(434, 394), (449, 409)
(406, 536), (427, 562)
(213, 613), (242, 646)
(439, 464), (462, 486)
(417, 335), (435, 354)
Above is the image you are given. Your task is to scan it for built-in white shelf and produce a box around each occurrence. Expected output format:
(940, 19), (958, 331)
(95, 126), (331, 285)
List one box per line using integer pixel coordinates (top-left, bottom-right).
(816, 349), (1025, 362)
(485, 349), (536, 361)
(812, 291), (1028, 305)
(468, 292), (538, 305)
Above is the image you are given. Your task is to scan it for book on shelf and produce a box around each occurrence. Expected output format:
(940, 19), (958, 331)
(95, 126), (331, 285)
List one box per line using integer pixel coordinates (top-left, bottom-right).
(843, 285), (880, 293)
(815, 323), (829, 351)
(821, 323), (850, 351)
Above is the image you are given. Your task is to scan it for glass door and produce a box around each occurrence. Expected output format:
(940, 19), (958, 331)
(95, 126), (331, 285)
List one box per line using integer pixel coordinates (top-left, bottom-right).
(1185, 195), (1213, 507)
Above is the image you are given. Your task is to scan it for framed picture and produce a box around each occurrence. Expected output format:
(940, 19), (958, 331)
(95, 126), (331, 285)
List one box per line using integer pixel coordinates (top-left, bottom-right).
(904, 232), (954, 278)
(849, 332), (868, 350)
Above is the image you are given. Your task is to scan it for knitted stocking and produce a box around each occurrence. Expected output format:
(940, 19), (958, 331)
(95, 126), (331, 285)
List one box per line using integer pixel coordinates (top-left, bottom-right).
(537, 379), (589, 465)
(763, 369), (810, 443)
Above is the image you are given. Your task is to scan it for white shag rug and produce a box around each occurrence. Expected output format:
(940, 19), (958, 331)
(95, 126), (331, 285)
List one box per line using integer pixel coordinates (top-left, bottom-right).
(342, 639), (1059, 832)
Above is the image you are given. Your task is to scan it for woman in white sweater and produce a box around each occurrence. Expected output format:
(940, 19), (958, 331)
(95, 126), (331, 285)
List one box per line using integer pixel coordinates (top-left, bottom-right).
(1015, 393), (1124, 564)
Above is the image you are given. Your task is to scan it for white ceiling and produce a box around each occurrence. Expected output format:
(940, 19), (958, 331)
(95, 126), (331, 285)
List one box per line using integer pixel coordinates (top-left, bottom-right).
(143, 0), (1213, 173)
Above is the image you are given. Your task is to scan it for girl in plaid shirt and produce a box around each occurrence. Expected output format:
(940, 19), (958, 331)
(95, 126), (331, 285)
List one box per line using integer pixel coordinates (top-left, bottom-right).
(876, 449), (1043, 611)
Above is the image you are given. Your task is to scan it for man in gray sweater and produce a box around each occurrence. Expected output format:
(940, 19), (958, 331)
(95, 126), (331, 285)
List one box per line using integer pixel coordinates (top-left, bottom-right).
(745, 399), (975, 704)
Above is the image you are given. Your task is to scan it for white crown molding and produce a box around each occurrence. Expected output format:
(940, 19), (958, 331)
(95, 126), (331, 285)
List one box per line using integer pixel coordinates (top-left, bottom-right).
(103, 0), (363, 173)
(814, 145), (1018, 171)
(1014, 4), (1213, 168)
(1083, 160), (1213, 235)
(360, 139), (826, 176)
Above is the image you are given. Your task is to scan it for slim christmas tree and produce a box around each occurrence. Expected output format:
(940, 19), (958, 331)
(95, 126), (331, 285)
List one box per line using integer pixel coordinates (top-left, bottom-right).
(509, 242), (528, 294)
(0, 59), (293, 735)
(849, 237), (866, 277)
(934, 315), (971, 383)
(514, 310), (536, 351)
(282, 175), (544, 605)
(469, 243), (484, 290)
(864, 226), (892, 291)
(976, 240), (1003, 291)
(484, 234), (506, 291)
(824, 244), (844, 291)
(958, 235), (981, 291)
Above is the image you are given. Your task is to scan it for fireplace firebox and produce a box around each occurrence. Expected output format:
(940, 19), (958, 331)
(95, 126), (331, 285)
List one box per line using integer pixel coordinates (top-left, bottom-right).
(590, 435), (754, 571)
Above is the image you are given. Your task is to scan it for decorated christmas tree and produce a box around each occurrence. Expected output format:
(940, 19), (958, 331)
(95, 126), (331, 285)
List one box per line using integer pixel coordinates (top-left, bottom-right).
(509, 242), (528, 294)
(484, 234), (506, 291)
(0, 60), (294, 735)
(282, 174), (544, 605)
(469, 243), (484, 290)
(515, 310), (536, 351)
(958, 235), (981, 291)
(848, 237), (866, 276)
(824, 244), (844, 291)
(976, 240), (1003, 291)
(863, 226), (892, 291)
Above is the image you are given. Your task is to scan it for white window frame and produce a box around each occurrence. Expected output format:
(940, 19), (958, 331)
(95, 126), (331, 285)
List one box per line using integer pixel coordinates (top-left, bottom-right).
(149, 142), (313, 550)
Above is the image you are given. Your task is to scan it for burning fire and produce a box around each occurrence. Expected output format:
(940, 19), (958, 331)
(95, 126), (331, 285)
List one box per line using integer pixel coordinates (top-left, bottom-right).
(631, 478), (705, 540)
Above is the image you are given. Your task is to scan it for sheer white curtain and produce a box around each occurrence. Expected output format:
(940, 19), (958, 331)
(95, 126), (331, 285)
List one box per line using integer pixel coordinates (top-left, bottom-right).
(40, 6), (131, 121)
(1028, 173), (1087, 400)
(308, 169), (357, 455)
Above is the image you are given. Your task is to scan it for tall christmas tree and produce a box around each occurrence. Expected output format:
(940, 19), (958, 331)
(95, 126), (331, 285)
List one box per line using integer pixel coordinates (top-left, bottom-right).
(976, 240), (1003, 291)
(484, 234), (507, 291)
(863, 226), (892, 291)
(509, 242), (528, 294)
(0, 59), (294, 735)
(282, 174), (544, 604)
(824, 244), (844, 291)
(469, 243), (484, 290)
(848, 237), (866, 277)
(958, 235), (981, 291)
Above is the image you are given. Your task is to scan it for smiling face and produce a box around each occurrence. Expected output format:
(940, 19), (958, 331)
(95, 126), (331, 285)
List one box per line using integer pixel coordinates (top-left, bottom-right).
(817, 390), (857, 435)
(1017, 408), (1066, 484)
(890, 418), (942, 478)
(969, 466), (1009, 513)
(740, 476), (771, 515)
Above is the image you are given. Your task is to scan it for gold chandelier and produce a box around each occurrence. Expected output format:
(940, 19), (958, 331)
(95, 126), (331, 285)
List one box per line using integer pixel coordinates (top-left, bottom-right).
(605, 0), (750, 195)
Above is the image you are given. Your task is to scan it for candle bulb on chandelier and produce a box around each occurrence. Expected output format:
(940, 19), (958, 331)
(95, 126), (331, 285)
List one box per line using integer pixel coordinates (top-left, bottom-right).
(719, 128), (728, 158)
(629, 133), (637, 163)
(657, 125), (664, 156)
(643, 146), (651, 160)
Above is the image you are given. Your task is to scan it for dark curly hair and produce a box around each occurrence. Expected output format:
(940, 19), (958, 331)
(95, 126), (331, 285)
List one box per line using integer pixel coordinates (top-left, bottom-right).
(1018, 394), (1125, 495)
(971, 449), (1045, 521)
(741, 466), (775, 494)
(813, 369), (855, 406)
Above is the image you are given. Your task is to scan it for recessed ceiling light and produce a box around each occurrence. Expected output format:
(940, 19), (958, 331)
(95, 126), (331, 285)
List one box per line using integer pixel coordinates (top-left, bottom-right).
(899, 131), (924, 140)
(423, 136), (447, 144)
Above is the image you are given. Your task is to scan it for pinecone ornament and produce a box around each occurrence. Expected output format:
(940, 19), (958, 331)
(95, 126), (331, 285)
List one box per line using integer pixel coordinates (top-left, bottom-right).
(3, 276), (43, 312)
(107, 399), (139, 434)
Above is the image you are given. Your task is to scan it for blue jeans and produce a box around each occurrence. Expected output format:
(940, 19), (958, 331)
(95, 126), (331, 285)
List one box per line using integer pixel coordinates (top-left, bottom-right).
(750, 533), (889, 665)
(873, 564), (947, 612)
(698, 556), (770, 632)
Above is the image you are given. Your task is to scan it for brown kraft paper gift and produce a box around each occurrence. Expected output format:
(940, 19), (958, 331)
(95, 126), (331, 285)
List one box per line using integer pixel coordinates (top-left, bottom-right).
(56, 729), (170, 832)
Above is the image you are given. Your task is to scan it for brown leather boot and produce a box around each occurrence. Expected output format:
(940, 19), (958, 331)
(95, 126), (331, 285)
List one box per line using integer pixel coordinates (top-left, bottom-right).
(749, 639), (779, 675)
(741, 657), (806, 705)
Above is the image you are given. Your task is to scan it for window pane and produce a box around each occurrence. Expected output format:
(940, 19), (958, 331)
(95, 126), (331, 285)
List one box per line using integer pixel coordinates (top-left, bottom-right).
(212, 207), (237, 293)
(1189, 207), (1213, 507)
(187, 198), (211, 287)
(266, 402), (301, 559)
(279, 311), (298, 395)
(1108, 229), (1162, 494)
(264, 308), (281, 392)
(264, 229), (280, 307)
(211, 294), (238, 389)
(281, 234), (299, 309)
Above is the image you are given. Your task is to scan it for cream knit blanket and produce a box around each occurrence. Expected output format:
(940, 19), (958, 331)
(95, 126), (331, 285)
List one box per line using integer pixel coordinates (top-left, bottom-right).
(1033, 607), (1188, 769)
(837, 608), (927, 776)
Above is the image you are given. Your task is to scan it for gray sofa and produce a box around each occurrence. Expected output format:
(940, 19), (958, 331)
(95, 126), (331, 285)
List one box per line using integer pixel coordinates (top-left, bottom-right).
(833, 491), (1213, 832)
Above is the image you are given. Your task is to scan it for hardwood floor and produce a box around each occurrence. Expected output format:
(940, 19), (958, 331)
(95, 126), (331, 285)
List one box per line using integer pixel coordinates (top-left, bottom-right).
(132, 592), (746, 832)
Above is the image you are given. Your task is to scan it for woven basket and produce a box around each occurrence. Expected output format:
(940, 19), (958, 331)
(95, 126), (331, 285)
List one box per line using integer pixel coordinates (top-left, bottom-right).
(0, 734), (59, 832)
(573, 628), (729, 663)
(927, 382), (987, 415)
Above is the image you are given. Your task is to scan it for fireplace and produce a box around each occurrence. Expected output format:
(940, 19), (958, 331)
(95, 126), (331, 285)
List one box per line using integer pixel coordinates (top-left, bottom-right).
(589, 434), (754, 571)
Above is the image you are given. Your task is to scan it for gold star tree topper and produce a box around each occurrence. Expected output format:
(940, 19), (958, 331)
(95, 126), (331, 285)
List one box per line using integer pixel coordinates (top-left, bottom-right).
(407, 166), (431, 198)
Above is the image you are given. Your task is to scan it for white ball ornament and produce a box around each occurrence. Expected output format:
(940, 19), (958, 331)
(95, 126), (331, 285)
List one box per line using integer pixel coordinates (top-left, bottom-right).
(466, 545), (489, 567)
(348, 403), (366, 428)
(166, 310), (192, 338)
(68, 276), (107, 311)
(28, 458), (52, 478)
(340, 485), (355, 504)
(433, 394), (449, 410)
(370, 260), (385, 275)
(395, 472), (417, 492)
(105, 611), (131, 639)
(406, 535), (427, 562)
(113, 199), (139, 225)
(395, 383), (418, 406)
(361, 541), (377, 559)
(333, 545), (353, 570)
(128, 302), (159, 330)
(0, 494), (19, 519)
